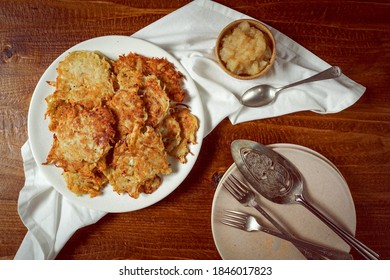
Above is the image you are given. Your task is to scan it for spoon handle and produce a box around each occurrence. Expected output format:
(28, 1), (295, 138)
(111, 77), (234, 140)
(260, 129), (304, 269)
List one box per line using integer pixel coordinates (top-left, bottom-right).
(278, 66), (342, 92)
(296, 194), (379, 260)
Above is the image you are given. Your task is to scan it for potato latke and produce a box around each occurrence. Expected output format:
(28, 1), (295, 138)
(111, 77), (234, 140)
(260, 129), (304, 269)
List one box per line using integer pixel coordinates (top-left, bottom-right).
(104, 127), (171, 198)
(44, 50), (198, 198)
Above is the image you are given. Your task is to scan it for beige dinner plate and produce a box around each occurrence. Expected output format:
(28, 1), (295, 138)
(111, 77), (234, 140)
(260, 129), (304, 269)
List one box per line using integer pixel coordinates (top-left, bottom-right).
(211, 143), (356, 259)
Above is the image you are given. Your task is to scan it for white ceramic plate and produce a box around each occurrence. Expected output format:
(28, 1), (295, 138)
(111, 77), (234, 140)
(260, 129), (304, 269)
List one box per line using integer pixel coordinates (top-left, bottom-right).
(211, 143), (356, 259)
(27, 36), (205, 213)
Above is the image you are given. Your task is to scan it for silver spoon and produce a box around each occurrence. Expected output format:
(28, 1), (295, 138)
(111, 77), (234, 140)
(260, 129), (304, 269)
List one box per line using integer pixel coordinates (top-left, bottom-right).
(231, 139), (380, 260)
(240, 66), (342, 107)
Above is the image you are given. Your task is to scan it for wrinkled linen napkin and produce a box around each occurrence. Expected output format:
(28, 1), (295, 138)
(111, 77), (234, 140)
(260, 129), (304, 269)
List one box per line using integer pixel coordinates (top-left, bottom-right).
(15, 0), (365, 259)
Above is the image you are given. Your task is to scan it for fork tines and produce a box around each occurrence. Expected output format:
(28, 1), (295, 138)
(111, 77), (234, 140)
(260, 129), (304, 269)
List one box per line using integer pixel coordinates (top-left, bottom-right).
(223, 174), (249, 198)
(225, 209), (247, 218)
(221, 210), (247, 230)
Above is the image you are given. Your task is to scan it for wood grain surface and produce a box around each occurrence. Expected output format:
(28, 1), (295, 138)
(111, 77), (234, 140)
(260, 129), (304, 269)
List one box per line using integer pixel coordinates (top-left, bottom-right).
(1, 0), (389, 260)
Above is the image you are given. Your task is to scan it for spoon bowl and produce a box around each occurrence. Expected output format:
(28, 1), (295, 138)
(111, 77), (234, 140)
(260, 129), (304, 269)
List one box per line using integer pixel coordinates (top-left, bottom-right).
(240, 84), (277, 107)
(240, 66), (342, 107)
(231, 139), (379, 260)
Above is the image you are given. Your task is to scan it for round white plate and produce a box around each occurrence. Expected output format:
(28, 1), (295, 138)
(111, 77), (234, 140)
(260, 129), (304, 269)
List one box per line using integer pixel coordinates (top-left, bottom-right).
(211, 143), (356, 259)
(28, 36), (205, 213)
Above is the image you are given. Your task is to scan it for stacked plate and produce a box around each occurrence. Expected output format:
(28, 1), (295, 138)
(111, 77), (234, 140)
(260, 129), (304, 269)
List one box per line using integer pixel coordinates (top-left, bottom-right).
(211, 143), (356, 259)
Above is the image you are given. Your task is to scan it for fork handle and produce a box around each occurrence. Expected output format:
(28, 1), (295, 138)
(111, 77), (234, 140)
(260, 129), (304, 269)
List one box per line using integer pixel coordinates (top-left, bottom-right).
(261, 227), (353, 260)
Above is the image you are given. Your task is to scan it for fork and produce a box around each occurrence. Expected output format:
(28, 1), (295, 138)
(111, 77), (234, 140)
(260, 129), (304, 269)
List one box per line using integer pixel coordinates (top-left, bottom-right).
(222, 210), (353, 260)
(223, 174), (350, 259)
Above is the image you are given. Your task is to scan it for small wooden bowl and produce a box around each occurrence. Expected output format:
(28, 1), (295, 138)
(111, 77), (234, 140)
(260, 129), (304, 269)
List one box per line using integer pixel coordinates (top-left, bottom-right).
(215, 19), (276, 80)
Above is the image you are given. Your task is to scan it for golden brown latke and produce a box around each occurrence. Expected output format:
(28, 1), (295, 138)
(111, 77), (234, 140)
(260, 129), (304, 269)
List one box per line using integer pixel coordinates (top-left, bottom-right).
(114, 53), (186, 102)
(158, 113), (182, 154)
(114, 52), (145, 90)
(108, 87), (147, 139)
(144, 56), (186, 102)
(45, 104), (115, 165)
(169, 107), (199, 163)
(105, 126), (172, 198)
(63, 170), (108, 197)
(53, 51), (115, 109)
(44, 104), (116, 196)
(142, 75), (170, 127)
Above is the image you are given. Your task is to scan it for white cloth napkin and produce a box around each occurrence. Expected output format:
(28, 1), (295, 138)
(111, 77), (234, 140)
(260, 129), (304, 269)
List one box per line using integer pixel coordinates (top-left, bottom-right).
(14, 142), (106, 260)
(15, 0), (365, 259)
(133, 0), (365, 133)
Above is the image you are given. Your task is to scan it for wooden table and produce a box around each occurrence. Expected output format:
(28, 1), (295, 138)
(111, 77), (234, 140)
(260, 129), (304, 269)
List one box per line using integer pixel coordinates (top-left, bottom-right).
(1, 0), (389, 260)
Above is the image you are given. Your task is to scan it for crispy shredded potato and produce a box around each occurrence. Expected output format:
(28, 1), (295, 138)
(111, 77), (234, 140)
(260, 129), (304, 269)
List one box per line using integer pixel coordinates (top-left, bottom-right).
(114, 52), (186, 102)
(104, 126), (171, 198)
(108, 87), (147, 139)
(52, 51), (115, 109)
(168, 107), (199, 163)
(44, 50), (199, 198)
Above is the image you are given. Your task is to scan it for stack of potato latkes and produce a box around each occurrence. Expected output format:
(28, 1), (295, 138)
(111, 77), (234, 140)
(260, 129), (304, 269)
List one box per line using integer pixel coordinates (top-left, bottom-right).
(44, 51), (198, 198)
